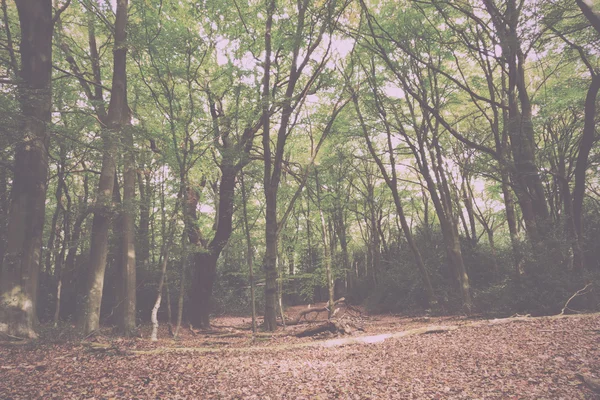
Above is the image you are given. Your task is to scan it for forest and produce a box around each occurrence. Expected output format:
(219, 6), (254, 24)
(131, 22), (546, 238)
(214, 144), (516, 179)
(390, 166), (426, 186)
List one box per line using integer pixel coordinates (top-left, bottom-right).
(1, 0), (600, 397)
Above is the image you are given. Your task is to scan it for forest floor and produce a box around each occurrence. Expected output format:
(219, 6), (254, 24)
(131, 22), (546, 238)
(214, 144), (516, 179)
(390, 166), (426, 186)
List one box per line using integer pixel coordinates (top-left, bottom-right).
(1, 305), (600, 399)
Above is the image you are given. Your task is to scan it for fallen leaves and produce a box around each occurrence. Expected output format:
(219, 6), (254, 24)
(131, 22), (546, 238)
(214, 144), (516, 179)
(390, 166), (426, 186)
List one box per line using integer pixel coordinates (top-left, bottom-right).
(0, 313), (599, 399)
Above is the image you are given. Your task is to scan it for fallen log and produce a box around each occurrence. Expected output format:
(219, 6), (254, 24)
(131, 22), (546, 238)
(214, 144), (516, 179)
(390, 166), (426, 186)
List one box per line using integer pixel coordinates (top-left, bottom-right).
(296, 322), (338, 337)
(295, 319), (363, 338)
(287, 298), (347, 326)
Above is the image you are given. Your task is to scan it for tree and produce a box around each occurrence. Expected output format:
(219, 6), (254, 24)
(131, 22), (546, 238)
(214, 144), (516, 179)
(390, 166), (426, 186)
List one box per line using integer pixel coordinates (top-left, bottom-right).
(80, 0), (131, 335)
(0, 0), (69, 338)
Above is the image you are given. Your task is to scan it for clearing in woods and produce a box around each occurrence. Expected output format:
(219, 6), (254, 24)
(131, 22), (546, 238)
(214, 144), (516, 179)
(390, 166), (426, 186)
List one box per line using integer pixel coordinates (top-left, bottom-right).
(1, 305), (599, 399)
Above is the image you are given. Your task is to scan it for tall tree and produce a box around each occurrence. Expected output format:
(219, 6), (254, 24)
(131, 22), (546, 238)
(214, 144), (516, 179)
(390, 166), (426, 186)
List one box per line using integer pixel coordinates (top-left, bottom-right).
(0, 0), (68, 338)
(80, 0), (131, 334)
(261, 0), (345, 331)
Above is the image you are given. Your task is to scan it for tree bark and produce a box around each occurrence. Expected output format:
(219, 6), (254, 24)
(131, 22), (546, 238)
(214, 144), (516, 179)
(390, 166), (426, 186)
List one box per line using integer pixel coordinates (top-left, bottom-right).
(261, 0), (278, 332)
(315, 168), (335, 318)
(571, 74), (600, 268)
(137, 170), (151, 268)
(119, 125), (137, 335)
(80, 0), (130, 334)
(0, 0), (54, 339)
(333, 208), (351, 292)
(483, 0), (550, 243)
(240, 172), (257, 334)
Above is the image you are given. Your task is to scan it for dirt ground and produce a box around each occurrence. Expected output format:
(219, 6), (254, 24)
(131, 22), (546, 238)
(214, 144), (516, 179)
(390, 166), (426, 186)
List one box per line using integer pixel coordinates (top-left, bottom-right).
(1, 304), (599, 399)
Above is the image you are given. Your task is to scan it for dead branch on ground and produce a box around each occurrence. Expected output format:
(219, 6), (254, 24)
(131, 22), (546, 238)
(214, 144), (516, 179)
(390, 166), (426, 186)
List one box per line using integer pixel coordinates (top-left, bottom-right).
(560, 283), (593, 315)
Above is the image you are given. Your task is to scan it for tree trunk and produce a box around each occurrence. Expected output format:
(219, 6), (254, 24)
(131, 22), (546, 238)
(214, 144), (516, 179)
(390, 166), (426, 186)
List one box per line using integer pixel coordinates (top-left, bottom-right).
(62, 182), (89, 320)
(501, 169), (523, 278)
(572, 1), (600, 251)
(315, 168), (335, 318)
(240, 172), (257, 334)
(431, 143), (472, 312)
(119, 126), (136, 335)
(189, 252), (217, 329)
(462, 179), (477, 245)
(150, 212), (176, 341)
(150, 251), (168, 341)
(137, 170), (151, 268)
(0, 163), (8, 268)
(0, 0), (53, 339)
(333, 209), (351, 292)
(44, 181), (62, 275)
(484, 0), (550, 243)
(353, 91), (436, 306)
(174, 232), (187, 338)
(80, 0), (130, 334)
(571, 74), (600, 268)
(53, 205), (69, 326)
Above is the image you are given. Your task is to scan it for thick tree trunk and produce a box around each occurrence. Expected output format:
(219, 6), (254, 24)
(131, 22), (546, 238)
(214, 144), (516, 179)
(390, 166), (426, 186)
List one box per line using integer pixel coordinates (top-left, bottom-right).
(0, 0), (53, 339)
(184, 162), (238, 329)
(189, 252), (217, 329)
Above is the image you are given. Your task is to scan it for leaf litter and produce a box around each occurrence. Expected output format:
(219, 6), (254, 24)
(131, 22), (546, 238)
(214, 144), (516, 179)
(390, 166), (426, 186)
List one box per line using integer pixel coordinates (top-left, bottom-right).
(1, 312), (599, 399)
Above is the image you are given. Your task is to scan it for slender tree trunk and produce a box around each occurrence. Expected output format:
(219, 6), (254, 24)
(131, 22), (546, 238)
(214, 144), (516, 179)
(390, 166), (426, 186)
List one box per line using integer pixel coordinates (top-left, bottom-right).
(315, 169), (335, 317)
(501, 169), (523, 278)
(80, 0), (130, 334)
(53, 172), (70, 325)
(0, 0), (54, 338)
(367, 186), (380, 286)
(63, 182), (89, 319)
(44, 182), (62, 274)
(0, 164), (8, 268)
(240, 173), (257, 334)
(165, 276), (172, 325)
(53, 206), (69, 326)
(431, 142), (472, 312)
(462, 178), (477, 245)
(119, 126), (136, 335)
(487, 227), (499, 276)
(150, 252), (168, 341)
(174, 232), (187, 338)
(137, 170), (151, 268)
(151, 207), (178, 341)
(571, 74), (600, 270)
(353, 92), (436, 306)
(261, 0), (278, 331)
(334, 209), (351, 292)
